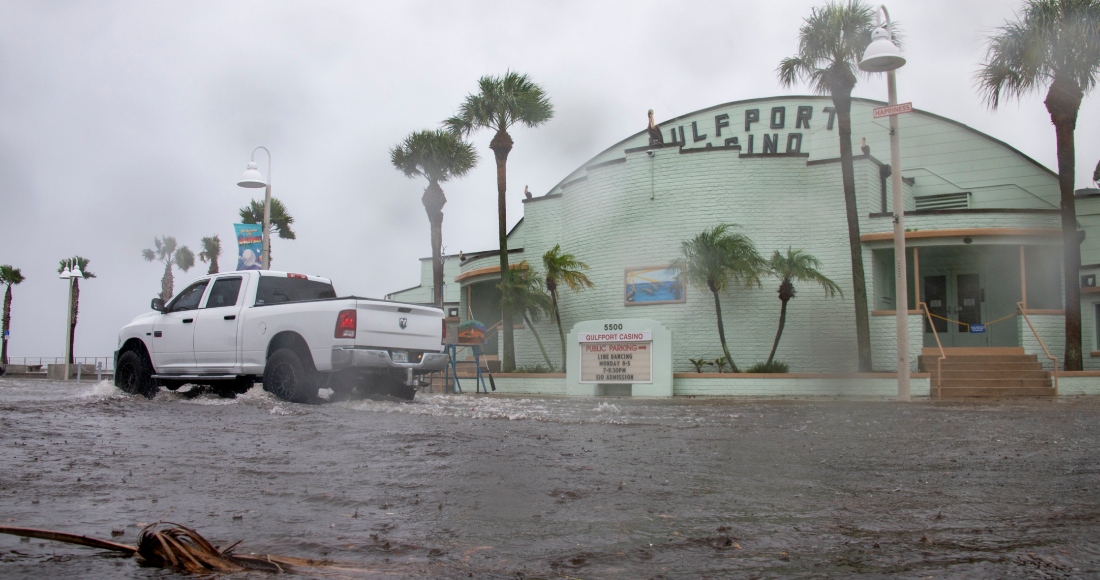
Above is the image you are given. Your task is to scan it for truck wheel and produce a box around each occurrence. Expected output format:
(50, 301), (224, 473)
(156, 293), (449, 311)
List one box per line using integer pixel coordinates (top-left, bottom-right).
(263, 348), (318, 404)
(115, 351), (157, 399)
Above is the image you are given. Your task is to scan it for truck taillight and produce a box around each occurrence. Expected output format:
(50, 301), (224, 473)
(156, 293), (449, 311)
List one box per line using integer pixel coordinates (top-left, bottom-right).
(442, 319), (446, 345)
(335, 309), (356, 339)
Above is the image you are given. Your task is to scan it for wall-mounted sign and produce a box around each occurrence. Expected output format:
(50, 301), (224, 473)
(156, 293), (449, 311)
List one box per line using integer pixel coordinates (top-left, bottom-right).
(969, 324), (986, 334)
(624, 266), (685, 306)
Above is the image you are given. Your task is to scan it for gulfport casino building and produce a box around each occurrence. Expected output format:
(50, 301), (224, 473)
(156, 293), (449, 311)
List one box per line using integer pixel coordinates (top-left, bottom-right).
(388, 95), (1100, 374)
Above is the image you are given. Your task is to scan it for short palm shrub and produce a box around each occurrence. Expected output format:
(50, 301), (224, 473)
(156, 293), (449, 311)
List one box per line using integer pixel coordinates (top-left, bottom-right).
(746, 360), (790, 374)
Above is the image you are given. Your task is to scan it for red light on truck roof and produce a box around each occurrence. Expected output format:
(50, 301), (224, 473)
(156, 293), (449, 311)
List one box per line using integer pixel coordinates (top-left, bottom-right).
(287, 273), (308, 279)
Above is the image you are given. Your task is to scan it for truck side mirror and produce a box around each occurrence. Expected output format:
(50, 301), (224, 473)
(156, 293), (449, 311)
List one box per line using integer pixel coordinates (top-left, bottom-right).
(151, 298), (166, 312)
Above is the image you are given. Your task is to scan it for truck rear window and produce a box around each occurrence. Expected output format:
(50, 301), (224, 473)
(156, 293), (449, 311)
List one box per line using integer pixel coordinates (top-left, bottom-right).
(255, 276), (337, 305)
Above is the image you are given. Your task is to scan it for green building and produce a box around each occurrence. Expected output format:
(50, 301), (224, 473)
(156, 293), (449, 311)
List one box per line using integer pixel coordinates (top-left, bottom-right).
(389, 95), (1100, 374)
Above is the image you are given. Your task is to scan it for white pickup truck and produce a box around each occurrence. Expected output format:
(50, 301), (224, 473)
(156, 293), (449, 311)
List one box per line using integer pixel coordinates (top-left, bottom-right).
(114, 270), (447, 403)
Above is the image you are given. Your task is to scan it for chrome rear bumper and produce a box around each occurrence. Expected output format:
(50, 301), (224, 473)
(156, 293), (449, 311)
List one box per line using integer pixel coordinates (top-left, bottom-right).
(331, 348), (448, 373)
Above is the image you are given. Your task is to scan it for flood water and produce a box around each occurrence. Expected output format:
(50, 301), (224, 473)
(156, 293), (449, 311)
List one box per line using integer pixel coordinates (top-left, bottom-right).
(1, 378), (1099, 578)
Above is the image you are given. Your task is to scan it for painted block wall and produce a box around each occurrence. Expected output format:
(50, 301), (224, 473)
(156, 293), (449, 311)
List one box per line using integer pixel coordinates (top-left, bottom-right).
(489, 375), (930, 398)
(672, 375), (931, 398)
(515, 150), (878, 373)
(869, 313), (923, 372)
(442, 95), (1068, 375)
(1019, 314), (1065, 370)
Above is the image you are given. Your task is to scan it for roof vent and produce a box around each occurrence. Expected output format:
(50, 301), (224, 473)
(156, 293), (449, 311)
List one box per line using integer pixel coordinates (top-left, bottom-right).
(915, 192), (970, 211)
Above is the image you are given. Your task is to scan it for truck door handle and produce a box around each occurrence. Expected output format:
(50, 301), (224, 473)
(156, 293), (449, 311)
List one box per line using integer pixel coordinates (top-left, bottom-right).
(224, 315), (236, 320)
(182, 319), (193, 323)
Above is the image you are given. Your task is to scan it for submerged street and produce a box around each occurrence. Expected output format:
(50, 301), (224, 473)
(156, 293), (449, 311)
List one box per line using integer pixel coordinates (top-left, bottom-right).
(1, 379), (1099, 578)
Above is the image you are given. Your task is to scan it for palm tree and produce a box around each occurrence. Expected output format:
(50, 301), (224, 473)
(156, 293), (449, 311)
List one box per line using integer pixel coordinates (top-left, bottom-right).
(542, 244), (594, 372)
(977, 0), (1100, 371)
(239, 197), (296, 267)
(57, 257), (95, 365)
(498, 263), (555, 370)
(675, 224), (765, 373)
(445, 70), (554, 372)
(198, 235), (222, 275)
(142, 236), (195, 301)
(391, 129), (478, 307)
(1, 265), (25, 365)
(765, 248), (842, 365)
(778, 0), (890, 371)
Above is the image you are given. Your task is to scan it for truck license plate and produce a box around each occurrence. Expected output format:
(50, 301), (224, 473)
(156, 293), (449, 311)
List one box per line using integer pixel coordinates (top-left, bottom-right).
(391, 351), (408, 363)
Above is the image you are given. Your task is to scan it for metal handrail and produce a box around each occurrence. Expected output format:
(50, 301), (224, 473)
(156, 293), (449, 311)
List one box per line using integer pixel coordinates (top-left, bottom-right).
(918, 302), (947, 390)
(1016, 302), (1059, 394)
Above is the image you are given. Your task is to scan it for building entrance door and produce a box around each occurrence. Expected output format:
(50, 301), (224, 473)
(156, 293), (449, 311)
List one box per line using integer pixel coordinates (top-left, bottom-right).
(923, 272), (989, 347)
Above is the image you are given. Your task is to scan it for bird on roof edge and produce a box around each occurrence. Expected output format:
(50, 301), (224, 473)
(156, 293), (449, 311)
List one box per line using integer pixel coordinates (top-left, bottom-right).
(647, 109), (664, 146)
(524, 185), (532, 200)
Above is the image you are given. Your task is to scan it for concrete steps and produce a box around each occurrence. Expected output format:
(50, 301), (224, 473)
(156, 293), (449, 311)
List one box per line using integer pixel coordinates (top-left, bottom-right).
(919, 347), (1054, 399)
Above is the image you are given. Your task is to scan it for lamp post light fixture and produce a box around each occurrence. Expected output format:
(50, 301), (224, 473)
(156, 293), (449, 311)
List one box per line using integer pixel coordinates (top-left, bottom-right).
(237, 146), (272, 270)
(860, 5), (909, 401)
(58, 258), (82, 381)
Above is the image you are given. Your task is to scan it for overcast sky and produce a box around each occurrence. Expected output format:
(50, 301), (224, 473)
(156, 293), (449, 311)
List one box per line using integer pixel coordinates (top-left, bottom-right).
(1, 0), (1098, 362)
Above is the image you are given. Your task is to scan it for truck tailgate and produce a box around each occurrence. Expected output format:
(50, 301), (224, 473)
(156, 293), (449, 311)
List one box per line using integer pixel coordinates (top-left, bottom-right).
(355, 300), (442, 351)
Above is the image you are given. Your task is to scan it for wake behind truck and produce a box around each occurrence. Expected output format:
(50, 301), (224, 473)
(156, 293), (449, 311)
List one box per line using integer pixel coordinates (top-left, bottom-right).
(114, 270), (447, 402)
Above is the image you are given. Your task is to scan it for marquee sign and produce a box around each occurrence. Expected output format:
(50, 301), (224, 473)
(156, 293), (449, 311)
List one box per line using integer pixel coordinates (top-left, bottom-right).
(578, 328), (653, 384)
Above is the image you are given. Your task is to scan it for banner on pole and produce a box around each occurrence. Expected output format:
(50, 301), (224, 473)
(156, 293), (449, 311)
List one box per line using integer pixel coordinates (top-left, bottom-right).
(234, 223), (263, 271)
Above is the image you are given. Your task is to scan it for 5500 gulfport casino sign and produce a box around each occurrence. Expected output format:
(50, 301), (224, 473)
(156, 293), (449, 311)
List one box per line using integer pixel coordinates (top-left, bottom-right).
(579, 330), (653, 384)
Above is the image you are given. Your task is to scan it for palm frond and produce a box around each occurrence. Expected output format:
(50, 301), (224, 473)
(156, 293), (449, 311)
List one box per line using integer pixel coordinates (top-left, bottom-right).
(777, 0), (882, 95)
(198, 235), (221, 264)
(445, 70), (554, 136)
(677, 224), (765, 293)
(391, 129), (478, 184)
(543, 244), (594, 292)
(769, 247), (842, 297)
(977, 0), (1100, 109)
(0, 265), (25, 286)
(174, 246), (194, 272)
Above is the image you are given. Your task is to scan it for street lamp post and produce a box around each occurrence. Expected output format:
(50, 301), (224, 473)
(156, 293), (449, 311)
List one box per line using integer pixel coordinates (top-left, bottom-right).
(58, 259), (82, 381)
(860, 6), (910, 401)
(237, 147), (272, 270)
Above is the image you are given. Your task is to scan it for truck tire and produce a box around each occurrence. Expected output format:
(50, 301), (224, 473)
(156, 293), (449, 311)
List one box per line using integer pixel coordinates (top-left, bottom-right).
(115, 350), (158, 399)
(263, 348), (318, 404)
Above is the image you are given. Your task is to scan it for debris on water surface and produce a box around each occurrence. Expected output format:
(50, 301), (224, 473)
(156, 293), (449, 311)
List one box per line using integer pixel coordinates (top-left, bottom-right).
(0, 522), (371, 574)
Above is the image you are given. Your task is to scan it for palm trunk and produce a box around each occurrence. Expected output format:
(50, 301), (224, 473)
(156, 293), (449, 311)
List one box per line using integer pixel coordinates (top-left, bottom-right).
(1046, 78), (1084, 371)
(490, 129), (515, 372)
(68, 278), (79, 365)
(161, 261), (174, 302)
(549, 283), (566, 372)
(522, 313), (554, 370)
(832, 90), (872, 372)
(709, 285), (738, 372)
(767, 297), (790, 365)
(2, 284), (11, 365)
(422, 180), (447, 308)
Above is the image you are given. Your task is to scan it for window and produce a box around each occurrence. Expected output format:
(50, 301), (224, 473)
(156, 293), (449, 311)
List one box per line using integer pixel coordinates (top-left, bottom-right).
(255, 276), (337, 305)
(204, 277), (242, 309)
(167, 280), (209, 312)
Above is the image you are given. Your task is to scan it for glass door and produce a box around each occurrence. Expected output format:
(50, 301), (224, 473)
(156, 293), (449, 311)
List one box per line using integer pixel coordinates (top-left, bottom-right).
(922, 272), (989, 347)
(952, 273), (989, 347)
